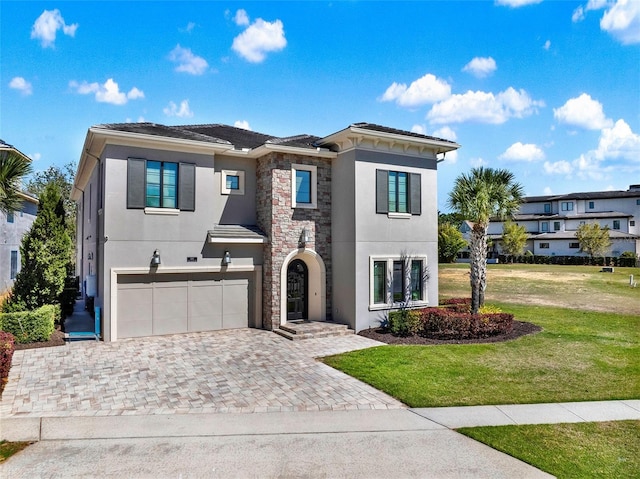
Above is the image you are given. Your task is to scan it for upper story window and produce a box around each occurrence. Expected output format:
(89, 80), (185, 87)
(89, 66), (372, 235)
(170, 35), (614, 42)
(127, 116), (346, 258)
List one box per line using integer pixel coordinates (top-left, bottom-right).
(376, 169), (421, 217)
(539, 242), (550, 249)
(291, 164), (317, 209)
(544, 203), (551, 213)
(637, 199), (640, 205)
(127, 158), (195, 212)
(541, 221), (549, 232)
(553, 221), (561, 231)
(6, 212), (14, 223)
(631, 220), (636, 227)
(221, 170), (245, 195)
(561, 201), (574, 212)
(588, 201), (595, 209)
(613, 220), (620, 230)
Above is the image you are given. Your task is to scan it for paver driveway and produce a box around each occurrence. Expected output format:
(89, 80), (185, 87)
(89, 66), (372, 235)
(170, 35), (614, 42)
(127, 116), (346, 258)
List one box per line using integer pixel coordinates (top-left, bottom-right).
(1, 329), (403, 418)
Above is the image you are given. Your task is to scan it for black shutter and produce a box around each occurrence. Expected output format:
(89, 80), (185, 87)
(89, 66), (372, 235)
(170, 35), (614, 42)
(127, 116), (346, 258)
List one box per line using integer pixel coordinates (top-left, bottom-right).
(127, 158), (146, 209)
(409, 173), (421, 215)
(179, 162), (196, 211)
(376, 169), (388, 214)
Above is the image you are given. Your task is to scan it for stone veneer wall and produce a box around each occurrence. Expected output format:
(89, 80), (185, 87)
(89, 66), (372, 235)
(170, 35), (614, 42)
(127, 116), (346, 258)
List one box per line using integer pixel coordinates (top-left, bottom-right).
(256, 152), (332, 330)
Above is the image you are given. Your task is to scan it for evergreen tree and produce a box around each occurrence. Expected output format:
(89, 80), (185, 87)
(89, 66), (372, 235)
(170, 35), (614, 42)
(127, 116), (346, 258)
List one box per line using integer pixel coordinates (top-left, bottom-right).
(501, 221), (528, 262)
(3, 183), (73, 311)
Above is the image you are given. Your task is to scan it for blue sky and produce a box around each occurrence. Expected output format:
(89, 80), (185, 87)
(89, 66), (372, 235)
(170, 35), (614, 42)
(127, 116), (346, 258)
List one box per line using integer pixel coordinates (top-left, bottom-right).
(2, 0), (639, 211)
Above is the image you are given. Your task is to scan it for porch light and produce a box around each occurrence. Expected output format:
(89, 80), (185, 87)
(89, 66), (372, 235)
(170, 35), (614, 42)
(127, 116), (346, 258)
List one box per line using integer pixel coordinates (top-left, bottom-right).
(299, 228), (310, 247)
(223, 251), (232, 265)
(151, 249), (161, 266)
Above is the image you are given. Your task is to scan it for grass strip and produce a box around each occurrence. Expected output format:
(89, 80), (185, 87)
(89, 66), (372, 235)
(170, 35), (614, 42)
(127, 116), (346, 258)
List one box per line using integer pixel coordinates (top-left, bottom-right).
(457, 421), (640, 479)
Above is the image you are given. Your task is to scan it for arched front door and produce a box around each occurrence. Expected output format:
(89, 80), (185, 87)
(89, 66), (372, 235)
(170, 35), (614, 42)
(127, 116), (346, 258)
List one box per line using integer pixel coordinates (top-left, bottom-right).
(287, 259), (308, 321)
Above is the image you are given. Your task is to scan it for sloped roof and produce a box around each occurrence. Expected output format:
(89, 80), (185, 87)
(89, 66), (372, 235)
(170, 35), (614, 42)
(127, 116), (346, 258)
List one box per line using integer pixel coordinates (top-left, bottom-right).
(207, 224), (268, 244)
(350, 122), (457, 145)
(525, 187), (640, 202)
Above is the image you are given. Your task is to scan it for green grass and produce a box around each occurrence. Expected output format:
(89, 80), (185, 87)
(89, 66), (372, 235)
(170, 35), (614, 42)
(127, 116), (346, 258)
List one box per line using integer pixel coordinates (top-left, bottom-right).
(323, 304), (639, 407)
(458, 421), (640, 479)
(0, 440), (31, 463)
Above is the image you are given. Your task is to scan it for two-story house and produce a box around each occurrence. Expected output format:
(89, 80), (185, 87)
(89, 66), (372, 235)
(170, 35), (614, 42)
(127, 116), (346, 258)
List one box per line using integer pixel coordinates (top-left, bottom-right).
(71, 122), (459, 341)
(0, 140), (38, 293)
(486, 186), (640, 257)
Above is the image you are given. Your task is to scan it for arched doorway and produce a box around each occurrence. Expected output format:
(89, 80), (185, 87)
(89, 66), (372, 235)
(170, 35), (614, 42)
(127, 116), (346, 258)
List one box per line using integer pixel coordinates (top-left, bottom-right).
(286, 259), (308, 321)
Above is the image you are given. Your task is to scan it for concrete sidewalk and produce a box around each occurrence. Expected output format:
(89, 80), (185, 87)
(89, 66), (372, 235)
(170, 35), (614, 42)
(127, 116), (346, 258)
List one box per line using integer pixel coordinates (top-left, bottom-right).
(0, 409), (554, 478)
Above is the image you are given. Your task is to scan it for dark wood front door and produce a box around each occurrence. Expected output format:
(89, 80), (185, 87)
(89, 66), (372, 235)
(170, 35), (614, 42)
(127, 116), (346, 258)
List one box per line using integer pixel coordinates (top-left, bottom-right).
(287, 259), (308, 321)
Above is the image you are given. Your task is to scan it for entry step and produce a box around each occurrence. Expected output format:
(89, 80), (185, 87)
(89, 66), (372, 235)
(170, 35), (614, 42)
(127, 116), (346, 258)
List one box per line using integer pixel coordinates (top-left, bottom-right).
(275, 321), (353, 340)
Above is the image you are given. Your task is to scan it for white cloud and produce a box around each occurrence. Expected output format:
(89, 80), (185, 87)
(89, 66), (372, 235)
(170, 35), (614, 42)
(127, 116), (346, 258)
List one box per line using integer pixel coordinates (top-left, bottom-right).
(31, 9), (78, 48)
(411, 124), (426, 135)
(600, 0), (640, 45)
(462, 57), (497, 78)
(234, 120), (252, 130)
(69, 78), (144, 105)
(232, 17), (287, 63)
(427, 87), (543, 124)
(593, 119), (640, 161)
(181, 22), (196, 33)
(432, 126), (457, 141)
(553, 93), (612, 130)
(573, 0), (639, 44)
(543, 186), (553, 195)
(9, 77), (33, 95)
(29, 152), (42, 161)
(543, 40), (551, 50)
(163, 100), (193, 118)
(234, 9), (250, 26)
(544, 160), (573, 175)
(441, 150), (459, 164)
(470, 157), (488, 167)
(380, 73), (451, 108)
(499, 142), (545, 162)
(125, 117), (146, 123)
(495, 0), (543, 7)
(168, 45), (209, 75)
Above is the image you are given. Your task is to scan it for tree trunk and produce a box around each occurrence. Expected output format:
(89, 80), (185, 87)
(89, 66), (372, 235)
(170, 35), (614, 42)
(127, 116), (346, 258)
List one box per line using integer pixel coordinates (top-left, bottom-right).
(469, 224), (488, 315)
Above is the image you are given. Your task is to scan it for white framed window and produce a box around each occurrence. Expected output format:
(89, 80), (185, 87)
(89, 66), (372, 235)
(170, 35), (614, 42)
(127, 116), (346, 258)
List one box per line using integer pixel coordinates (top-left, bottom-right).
(544, 203), (551, 213)
(291, 164), (317, 209)
(541, 221), (549, 232)
(221, 169), (245, 195)
(553, 221), (561, 231)
(588, 201), (594, 209)
(561, 201), (574, 212)
(569, 242), (580, 249)
(613, 220), (620, 230)
(369, 255), (428, 310)
(539, 242), (550, 249)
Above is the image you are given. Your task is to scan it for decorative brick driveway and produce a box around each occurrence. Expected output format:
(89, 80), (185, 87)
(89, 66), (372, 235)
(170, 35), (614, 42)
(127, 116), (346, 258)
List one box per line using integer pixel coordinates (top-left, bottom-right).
(1, 329), (403, 417)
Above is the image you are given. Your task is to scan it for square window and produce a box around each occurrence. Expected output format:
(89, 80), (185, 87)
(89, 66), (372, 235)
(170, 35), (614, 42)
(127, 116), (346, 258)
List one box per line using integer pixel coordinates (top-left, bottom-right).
(561, 201), (574, 211)
(221, 170), (245, 195)
(369, 255), (428, 309)
(291, 164), (317, 209)
(631, 221), (636, 227)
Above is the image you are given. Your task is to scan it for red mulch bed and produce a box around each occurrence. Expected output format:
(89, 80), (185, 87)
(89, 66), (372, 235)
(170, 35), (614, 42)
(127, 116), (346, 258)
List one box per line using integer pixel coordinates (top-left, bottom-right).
(358, 320), (541, 345)
(13, 327), (66, 350)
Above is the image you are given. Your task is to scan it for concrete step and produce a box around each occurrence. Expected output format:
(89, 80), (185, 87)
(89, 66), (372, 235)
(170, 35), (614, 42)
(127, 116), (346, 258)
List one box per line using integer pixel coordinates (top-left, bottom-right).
(275, 321), (353, 341)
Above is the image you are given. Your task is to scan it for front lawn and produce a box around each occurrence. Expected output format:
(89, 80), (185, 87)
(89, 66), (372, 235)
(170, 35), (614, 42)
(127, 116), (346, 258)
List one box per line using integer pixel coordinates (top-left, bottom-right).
(322, 304), (639, 407)
(458, 421), (640, 479)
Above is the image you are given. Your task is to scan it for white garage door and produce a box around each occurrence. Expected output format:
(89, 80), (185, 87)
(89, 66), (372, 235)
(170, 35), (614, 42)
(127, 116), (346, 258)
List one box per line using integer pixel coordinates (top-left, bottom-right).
(117, 273), (249, 338)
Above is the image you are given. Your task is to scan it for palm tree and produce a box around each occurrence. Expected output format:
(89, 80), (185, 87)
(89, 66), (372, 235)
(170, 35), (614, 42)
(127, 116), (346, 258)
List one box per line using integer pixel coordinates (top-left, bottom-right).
(448, 167), (523, 314)
(0, 144), (32, 214)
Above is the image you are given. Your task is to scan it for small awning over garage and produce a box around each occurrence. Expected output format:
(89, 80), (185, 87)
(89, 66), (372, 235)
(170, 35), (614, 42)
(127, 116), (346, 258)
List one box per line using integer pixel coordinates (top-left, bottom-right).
(207, 224), (268, 244)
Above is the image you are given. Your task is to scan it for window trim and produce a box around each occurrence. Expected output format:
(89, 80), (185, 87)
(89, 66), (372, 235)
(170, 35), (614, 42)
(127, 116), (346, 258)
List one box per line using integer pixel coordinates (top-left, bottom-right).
(369, 255), (428, 310)
(127, 158), (195, 212)
(612, 220), (620, 230)
(221, 169), (245, 195)
(539, 242), (550, 249)
(569, 242), (580, 249)
(544, 203), (551, 214)
(561, 201), (574, 212)
(541, 221), (549, 232)
(291, 164), (317, 209)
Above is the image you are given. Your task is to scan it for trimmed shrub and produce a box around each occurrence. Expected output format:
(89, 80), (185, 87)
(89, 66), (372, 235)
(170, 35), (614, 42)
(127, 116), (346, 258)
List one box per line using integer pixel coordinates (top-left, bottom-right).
(0, 304), (59, 343)
(0, 331), (16, 385)
(388, 309), (421, 337)
(440, 297), (471, 313)
(418, 308), (513, 340)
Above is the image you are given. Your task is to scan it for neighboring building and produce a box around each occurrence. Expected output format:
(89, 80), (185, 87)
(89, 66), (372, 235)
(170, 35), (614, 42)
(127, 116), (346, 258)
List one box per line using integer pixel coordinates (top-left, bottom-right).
(0, 140), (38, 293)
(484, 186), (640, 257)
(71, 122), (459, 341)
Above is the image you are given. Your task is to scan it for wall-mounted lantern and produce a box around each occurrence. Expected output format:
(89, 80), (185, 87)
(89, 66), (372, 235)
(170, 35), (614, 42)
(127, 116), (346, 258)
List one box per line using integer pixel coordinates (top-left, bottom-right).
(223, 251), (232, 265)
(299, 228), (310, 248)
(151, 249), (161, 266)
